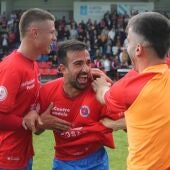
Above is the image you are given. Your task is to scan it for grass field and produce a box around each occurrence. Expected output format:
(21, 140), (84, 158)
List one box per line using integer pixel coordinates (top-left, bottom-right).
(33, 130), (128, 170)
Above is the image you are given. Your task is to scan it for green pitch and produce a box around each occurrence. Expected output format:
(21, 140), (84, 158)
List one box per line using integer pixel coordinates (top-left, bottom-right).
(33, 130), (128, 170)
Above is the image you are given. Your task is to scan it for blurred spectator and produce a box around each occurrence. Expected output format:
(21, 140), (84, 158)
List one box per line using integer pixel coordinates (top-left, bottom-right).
(3, 8), (168, 81)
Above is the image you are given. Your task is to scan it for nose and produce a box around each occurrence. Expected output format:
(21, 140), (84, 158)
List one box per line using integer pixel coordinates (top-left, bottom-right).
(53, 33), (57, 41)
(51, 29), (57, 41)
(81, 63), (90, 72)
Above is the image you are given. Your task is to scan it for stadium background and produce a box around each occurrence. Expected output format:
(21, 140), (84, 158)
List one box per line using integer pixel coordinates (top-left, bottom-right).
(0, 1), (170, 170)
(0, 0), (170, 17)
(0, 0), (170, 83)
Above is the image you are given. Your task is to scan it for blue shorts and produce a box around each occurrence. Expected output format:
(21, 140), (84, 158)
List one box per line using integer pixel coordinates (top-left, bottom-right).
(52, 147), (109, 170)
(0, 159), (32, 170)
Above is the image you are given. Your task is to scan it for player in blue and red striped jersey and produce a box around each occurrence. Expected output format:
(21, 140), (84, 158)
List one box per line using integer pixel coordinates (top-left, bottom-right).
(37, 40), (125, 170)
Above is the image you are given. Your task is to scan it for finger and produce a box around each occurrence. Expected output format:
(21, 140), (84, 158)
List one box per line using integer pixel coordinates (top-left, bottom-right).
(99, 75), (113, 84)
(44, 102), (54, 114)
(104, 76), (114, 84)
(107, 82), (111, 87)
(41, 104), (53, 116)
(55, 118), (72, 126)
(53, 118), (72, 131)
(91, 82), (97, 92)
(97, 77), (111, 86)
(54, 123), (71, 131)
(37, 116), (43, 125)
(91, 68), (114, 84)
(90, 68), (103, 78)
(30, 121), (36, 132)
(22, 120), (28, 130)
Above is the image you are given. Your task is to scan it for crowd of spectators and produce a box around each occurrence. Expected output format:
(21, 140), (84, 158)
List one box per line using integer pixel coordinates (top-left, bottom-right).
(0, 9), (169, 80)
(0, 10), (22, 57)
(54, 10), (133, 78)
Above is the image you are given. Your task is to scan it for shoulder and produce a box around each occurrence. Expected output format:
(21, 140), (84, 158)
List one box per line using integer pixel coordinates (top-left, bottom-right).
(106, 69), (157, 108)
(0, 55), (21, 77)
(41, 78), (63, 93)
(43, 77), (63, 87)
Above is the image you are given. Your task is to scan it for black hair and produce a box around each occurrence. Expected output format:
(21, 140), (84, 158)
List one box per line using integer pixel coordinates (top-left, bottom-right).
(57, 39), (87, 65)
(127, 12), (170, 58)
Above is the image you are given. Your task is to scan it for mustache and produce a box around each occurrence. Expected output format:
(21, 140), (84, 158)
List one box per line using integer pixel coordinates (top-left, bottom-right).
(78, 72), (89, 76)
(77, 72), (91, 80)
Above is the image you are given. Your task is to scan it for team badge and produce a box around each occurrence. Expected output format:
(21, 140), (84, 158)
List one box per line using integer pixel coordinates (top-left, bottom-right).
(80, 105), (90, 117)
(0, 86), (8, 101)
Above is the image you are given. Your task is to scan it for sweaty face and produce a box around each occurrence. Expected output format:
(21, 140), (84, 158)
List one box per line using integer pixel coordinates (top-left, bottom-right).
(34, 20), (56, 54)
(64, 50), (91, 90)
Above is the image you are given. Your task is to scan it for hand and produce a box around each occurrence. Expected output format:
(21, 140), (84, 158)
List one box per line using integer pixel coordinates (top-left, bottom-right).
(92, 77), (111, 92)
(38, 103), (72, 131)
(100, 118), (126, 131)
(92, 77), (111, 104)
(22, 110), (42, 133)
(90, 68), (114, 84)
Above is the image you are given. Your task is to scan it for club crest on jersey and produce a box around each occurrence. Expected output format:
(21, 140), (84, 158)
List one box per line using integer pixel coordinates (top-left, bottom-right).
(0, 86), (8, 101)
(80, 105), (90, 117)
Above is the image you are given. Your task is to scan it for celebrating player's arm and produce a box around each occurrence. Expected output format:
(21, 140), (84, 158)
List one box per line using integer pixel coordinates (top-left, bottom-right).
(36, 103), (72, 133)
(91, 69), (127, 132)
(92, 76), (111, 104)
(22, 110), (41, 133)
(22, 103), (72, 134)
(100, 117), (126, 132)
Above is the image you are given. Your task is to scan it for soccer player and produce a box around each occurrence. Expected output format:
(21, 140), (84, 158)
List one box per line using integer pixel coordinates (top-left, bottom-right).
(0, 8), (71, 170)
(36, 39), (125, 170)
(92, 12), (170, 169)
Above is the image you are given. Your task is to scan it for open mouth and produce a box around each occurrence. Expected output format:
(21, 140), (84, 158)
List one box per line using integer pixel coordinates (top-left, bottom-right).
(77, 74), (89, 84)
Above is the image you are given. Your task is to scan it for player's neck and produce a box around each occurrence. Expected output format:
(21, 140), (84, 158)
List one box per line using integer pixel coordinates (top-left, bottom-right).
(17, 39), (39, 61)
(63, 85), (81, 98)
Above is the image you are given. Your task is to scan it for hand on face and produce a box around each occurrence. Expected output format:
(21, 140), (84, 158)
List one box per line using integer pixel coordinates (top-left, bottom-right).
(92, 77), (111, 104)
(90, 68), (114, 84)
(92, 76), (111, 93)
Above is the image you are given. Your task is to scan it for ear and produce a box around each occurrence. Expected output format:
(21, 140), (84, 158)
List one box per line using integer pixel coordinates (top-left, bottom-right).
(135, 43), (143, 57)
(31, 28), (38, 39)
(59, 64), (66, 74)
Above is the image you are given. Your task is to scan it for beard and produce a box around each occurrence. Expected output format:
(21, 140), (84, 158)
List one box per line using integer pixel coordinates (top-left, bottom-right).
(70, 81), (87, 90)
(70, 73), (90, 90)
